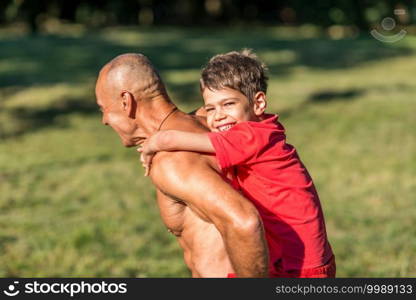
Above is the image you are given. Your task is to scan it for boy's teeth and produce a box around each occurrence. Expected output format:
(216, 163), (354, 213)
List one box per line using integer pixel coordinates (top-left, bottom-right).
(219, 124), (233, 131)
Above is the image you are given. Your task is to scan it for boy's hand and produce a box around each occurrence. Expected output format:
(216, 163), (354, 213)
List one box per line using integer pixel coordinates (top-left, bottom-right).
(137, 139), (156, 176)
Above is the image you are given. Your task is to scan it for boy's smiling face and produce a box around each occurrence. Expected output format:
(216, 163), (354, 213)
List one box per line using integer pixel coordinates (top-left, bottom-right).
(203, 87), (266, 132)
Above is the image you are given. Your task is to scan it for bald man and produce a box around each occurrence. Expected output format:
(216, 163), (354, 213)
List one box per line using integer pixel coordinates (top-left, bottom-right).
(95, 53), (269, 277)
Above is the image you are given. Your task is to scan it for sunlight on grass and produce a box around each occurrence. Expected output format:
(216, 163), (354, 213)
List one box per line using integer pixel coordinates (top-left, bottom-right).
(0, 26), (415, 277)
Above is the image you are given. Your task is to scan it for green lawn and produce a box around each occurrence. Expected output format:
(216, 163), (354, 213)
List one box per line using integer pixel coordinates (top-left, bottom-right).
(0, 26), (415, 277)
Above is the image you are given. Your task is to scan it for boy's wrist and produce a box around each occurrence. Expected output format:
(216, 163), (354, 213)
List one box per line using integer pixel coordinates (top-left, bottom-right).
(146, 137), (157, 154)
(150, 131), (166, 153)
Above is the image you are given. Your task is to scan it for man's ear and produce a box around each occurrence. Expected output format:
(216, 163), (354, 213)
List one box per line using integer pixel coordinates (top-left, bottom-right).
(253, 91), (267, 116)
(121, 91), (137, 118)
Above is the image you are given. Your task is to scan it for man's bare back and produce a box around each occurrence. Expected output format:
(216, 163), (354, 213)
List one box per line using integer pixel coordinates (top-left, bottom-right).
(95, 53), (268, 277)
(151, 113), (250, 276)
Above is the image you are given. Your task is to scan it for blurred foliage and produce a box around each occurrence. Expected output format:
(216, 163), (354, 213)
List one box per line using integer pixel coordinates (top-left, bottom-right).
(0, 0), (414, 33)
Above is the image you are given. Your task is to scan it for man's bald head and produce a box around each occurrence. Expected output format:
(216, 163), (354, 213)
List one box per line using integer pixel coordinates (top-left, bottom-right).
(98, 53), (168, 101)
(95, 53), (177, 147)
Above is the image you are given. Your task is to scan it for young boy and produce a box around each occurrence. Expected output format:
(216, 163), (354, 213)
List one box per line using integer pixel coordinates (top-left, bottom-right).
(138, 50), (335, 278)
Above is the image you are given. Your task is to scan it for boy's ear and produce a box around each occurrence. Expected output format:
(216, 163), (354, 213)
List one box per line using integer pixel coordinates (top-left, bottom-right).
(121, 90), (137, 118)
(253, 91), (267, 116)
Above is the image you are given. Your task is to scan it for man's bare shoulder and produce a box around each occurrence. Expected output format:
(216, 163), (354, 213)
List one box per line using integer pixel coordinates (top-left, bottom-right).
(152, 151), (217, 178)
(148, 150), (220, 195)
(149, 113), (221, 192)
(171, 113), (209, 133)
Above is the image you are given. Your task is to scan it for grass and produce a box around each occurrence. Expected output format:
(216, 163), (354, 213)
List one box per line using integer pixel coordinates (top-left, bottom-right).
(0, 25), (415, 277)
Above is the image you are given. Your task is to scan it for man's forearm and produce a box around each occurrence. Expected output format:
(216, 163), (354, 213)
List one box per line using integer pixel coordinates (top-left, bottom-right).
(222, 217), (269, 277)
(149, 156), (268, 277)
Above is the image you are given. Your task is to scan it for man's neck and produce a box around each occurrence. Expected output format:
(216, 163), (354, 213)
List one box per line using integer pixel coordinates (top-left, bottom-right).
(137, 94), (179, 135)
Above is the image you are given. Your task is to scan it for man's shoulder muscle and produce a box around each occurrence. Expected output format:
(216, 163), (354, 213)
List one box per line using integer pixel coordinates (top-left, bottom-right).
(150, 151), (218, 193)
(149, 149), (259, 231)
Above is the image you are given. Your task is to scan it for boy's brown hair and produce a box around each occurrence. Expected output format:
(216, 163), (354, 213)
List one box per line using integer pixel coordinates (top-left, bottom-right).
(200, 49), (268, 103)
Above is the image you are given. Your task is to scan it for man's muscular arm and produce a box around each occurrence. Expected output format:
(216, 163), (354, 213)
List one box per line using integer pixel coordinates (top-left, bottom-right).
(150, 152), (269, 277)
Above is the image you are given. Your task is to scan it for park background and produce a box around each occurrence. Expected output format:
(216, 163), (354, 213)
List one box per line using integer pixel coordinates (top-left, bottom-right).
(0, 0), (415, 277)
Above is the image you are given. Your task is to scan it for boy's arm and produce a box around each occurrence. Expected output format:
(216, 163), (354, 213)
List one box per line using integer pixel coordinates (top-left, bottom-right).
(138, 130), (215, 175)
(149, 130), (215, 153)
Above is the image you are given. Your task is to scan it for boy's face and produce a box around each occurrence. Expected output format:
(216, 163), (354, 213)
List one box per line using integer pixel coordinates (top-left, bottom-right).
(202, 87), (266, 132)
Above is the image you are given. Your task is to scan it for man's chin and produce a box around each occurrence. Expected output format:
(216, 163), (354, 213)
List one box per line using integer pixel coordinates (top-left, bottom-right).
(121, 138), (145, 148)
(121, 140), (135, 147)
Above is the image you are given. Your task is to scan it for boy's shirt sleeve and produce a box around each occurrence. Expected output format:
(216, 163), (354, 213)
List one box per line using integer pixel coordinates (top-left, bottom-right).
(207, 122), (259, 169)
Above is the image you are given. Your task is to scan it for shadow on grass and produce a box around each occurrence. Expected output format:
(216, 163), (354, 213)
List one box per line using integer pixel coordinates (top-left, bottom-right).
(276, 87), (367, 120)
(1, 96), (97, 139)
(308, 88), (366, 103)
(0, 28), (414, 138)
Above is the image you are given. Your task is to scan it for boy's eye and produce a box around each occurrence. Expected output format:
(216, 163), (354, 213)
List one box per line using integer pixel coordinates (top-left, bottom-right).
(224, 102), (234, 106)
(205, 107), (214, 112)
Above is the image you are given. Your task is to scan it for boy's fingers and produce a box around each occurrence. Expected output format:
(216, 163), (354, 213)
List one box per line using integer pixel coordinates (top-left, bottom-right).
(141, 161), (148, 176)
(139, 152), (153, 176)
(144, 162), (152, 176)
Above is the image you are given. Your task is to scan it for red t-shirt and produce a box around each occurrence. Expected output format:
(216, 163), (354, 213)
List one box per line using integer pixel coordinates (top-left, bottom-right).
(208, 114), (333, 274)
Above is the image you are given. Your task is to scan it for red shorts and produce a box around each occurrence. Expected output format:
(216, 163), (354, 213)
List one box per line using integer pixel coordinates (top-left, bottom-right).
(271, 255), (336, 278)
(226, 256), (336, 278)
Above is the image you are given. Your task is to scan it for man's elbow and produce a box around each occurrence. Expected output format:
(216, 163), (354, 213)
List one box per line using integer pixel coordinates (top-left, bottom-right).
(229, 211), (264, 238)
